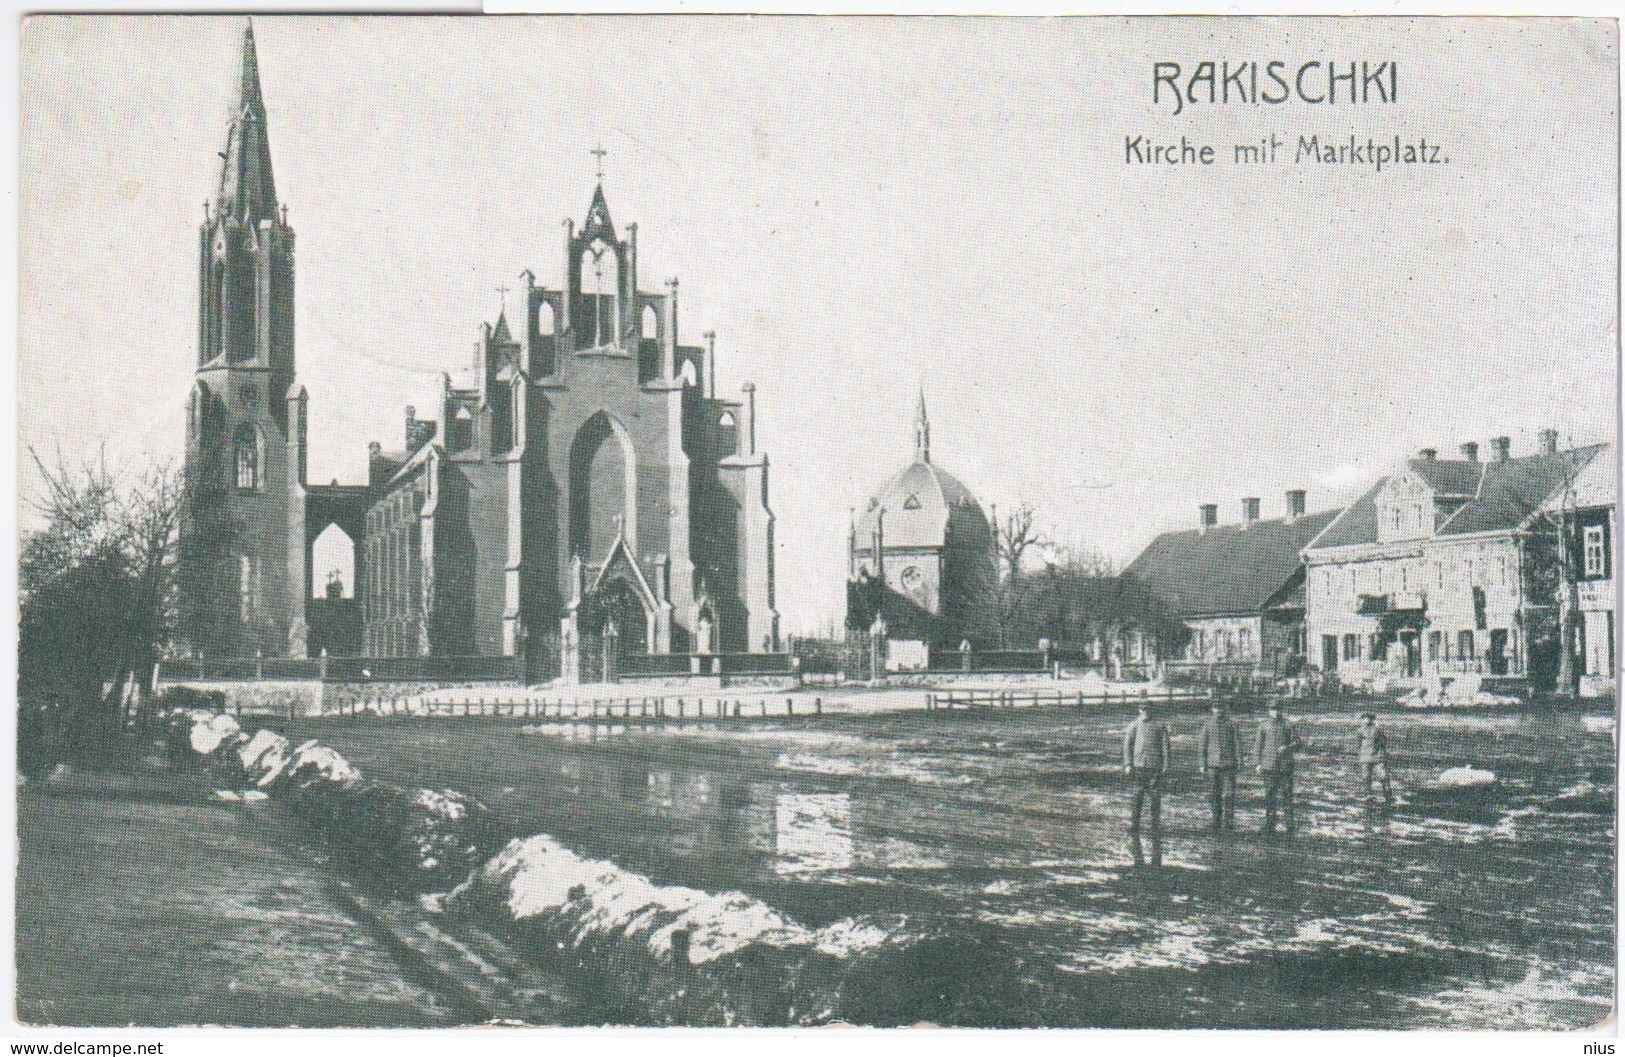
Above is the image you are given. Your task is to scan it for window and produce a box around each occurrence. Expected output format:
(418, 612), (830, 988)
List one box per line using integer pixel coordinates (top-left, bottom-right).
(1238, 626), (1252, 658)
(1192, 630), (1206, 660)
(1584, 525), (1607, 578)
(1370, 633), (1387, 661)
(234, 424), (261, 491)
(902, 492), (922, 511)
(581, 239), (619, 348)
(1472, 586), (1488, 630)
(1458, 630), (1475, 660)
(1343, 633), (1360, 661)
(1427, 630), (1441, 661)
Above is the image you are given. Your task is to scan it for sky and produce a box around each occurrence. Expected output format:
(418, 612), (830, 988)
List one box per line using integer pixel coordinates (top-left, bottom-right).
(19, 15), (1619, 634)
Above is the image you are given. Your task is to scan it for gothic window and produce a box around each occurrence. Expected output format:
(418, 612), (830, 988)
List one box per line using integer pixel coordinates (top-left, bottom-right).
(509, 380), (523, 449)
(448, 405), (474, 453)
(642, 304), (658, 340)
(234, 424), (261, 491)
(536, 299), (555, 336)
(210, 260), (225, 356)
(581, 239), (619, 347)
(717, 410), (737, 456)
(679, 360), (698, 388)
(903, 493), (922, 511)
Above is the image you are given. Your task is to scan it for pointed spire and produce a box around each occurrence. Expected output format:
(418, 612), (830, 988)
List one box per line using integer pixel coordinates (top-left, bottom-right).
(582, 183), (616, 243)
(215, 19), (278, 225)
(914, 388), (931, 463)
(490, 308), (513, 344)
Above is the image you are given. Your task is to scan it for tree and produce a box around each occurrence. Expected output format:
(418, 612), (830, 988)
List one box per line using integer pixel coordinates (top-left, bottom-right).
(993, 502), (1048, 647)
(19, 450), (184, 767)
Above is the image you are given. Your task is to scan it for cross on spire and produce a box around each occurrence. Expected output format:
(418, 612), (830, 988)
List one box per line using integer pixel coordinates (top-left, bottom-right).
(591, 143), (608, 182)
(494, 282), (511, 316)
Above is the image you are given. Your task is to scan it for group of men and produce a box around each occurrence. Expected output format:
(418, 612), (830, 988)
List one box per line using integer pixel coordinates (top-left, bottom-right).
(1120, 702), (1393, 835)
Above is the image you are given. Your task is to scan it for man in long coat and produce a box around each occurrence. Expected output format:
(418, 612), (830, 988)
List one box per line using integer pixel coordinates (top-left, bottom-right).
(1197, 703), (1240, 831)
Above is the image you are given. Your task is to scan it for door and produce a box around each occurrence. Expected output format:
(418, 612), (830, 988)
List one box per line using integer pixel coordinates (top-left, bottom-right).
(1488, 628), (1509, 676)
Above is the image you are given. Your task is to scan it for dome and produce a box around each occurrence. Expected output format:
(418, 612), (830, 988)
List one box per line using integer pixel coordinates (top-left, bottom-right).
(855, 458), (987, 550)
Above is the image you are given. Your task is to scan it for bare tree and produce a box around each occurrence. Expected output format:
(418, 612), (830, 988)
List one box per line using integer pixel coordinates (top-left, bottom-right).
(993, 502), (1048, 647)
(20, 448), (184, 763)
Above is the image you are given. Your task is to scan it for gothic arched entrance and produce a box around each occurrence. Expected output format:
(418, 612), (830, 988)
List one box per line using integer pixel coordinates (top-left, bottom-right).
(577, 575), (651, 681)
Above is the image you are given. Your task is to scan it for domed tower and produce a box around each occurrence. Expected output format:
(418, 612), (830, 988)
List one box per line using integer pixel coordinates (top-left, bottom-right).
(847, 391), (996, 647)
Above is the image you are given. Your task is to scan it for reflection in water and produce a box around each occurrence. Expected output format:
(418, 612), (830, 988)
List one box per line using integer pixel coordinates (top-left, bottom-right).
(1128, 829), (1163, 868)
(319, 710), (1614, 1027)
(775, 792), (854, 875)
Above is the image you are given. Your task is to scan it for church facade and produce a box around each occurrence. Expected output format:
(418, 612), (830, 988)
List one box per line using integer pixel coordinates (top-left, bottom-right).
(179, 24), (779, 671)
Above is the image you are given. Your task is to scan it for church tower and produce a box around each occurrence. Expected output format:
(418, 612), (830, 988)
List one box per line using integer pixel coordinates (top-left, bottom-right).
(180, 21), (305, 658)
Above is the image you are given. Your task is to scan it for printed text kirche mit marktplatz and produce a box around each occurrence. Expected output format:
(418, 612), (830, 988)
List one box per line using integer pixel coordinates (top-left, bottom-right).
(1129, 61), (1448, 171)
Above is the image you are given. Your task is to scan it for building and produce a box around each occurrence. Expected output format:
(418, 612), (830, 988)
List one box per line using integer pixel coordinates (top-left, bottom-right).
(845, 393), (997, 651)
(178, 22), (303, 659)
(1123, 491), (1341, 677)
(1302, 432), (1608, 690)
(179, 23), (779, 673)
(1541, 442), (1616, 697)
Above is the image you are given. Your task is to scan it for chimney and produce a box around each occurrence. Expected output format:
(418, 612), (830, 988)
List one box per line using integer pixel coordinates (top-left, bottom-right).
(404, 405), (417, 447)
(1491, 436), (1511, 462)
(1198, 503), (1218, 532)
(1539, 428), (1559, 455)
(1460, 441), (1479, 463)
(1286, 489), (1307, 521)
(1418, 447), (1438, 461)
(1241, 497), (1261, 526)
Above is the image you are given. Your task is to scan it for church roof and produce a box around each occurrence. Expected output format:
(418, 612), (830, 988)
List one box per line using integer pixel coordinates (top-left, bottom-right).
(215, 21), (278, 225)
(855, 459), (986, 551)
(1125, 508), (1342, 619)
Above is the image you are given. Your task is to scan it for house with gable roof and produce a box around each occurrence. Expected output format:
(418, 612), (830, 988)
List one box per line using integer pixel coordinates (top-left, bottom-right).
(1124, 491), (1342, 679)
(1302, 431), (1609, 691)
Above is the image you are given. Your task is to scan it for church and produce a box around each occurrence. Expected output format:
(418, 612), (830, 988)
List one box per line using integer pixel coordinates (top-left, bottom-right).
(846, 394), (997, 650)
(179, 23), (779, 676)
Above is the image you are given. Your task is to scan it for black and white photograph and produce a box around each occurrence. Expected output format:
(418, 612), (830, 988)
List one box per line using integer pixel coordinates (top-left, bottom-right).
(11, 12), (1620, 1036)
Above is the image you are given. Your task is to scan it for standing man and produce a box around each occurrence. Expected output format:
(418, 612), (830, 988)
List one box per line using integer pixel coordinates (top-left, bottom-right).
(1198, 702), (1240, 831)
(1354, 711), (1394, 806)
(1122, 702), (1172, 834)
(1255, 702), (1300, 834)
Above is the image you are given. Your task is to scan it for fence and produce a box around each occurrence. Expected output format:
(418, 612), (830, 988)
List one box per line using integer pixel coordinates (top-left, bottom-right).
(253, 693), (827, 723)
(926, 685), (1212, 712)
(157, 654), (521, 684)
(926, 648), (1050, 674)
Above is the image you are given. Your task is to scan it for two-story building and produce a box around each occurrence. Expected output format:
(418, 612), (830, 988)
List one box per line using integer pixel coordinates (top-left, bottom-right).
(1542, 443), (1616, 697)
(1303, 431), (1609, 691)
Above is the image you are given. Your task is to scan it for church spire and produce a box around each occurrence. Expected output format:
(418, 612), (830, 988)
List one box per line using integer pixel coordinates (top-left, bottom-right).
(914, 388), (931, 463)
(215, 19), (278, 225)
